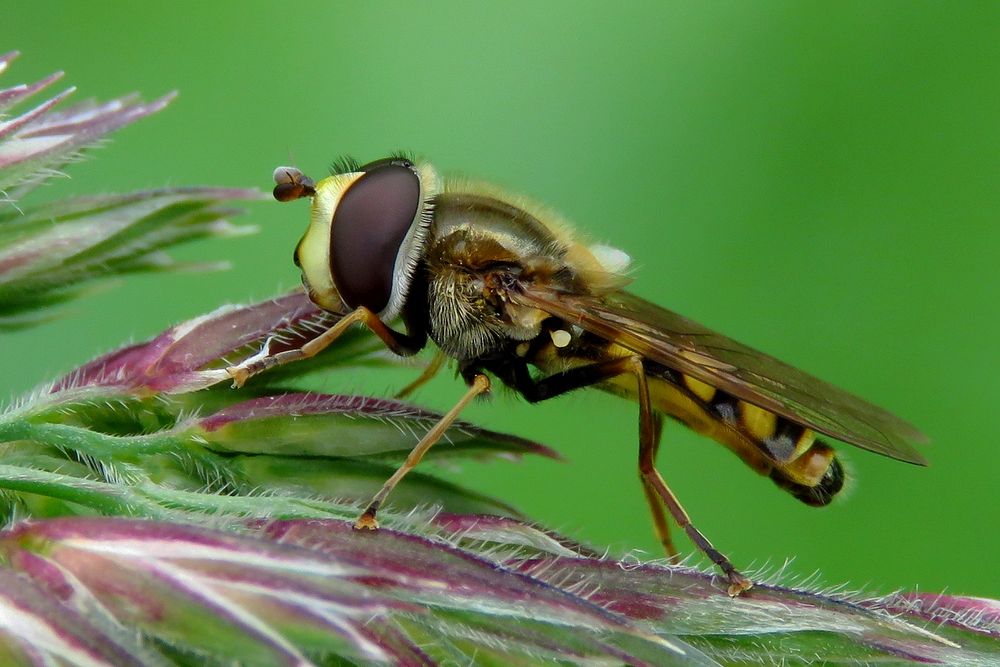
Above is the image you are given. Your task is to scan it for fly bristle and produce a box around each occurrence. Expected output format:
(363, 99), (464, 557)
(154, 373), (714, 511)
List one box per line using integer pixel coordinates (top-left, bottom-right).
(329, 155), (361, 175)
(388, 149), (415, 164)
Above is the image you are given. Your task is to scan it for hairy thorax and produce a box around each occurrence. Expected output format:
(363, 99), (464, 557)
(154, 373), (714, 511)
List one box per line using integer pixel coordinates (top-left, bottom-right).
(421, 191), (623, 363)
(423, 229), (552, 361)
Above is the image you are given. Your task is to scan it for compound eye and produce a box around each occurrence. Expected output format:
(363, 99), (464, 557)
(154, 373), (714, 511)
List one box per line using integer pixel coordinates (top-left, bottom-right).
(329, 164), (420, 313)
(359, 156), (414, 172)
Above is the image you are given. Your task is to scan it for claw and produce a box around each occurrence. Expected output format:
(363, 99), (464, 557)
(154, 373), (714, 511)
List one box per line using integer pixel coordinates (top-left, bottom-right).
(353, 509), (379, 531)
(226, 365), (249, 389)
(726, 572), (754, 597)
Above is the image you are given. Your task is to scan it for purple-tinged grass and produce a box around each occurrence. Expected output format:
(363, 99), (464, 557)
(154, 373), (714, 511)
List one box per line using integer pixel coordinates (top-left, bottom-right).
(0, 292), (555, 520)
(1, 50), (997, 666)
(0, 518), (704, 666)
(1, 287), (997, 665)
(1, 285), (997, 665)
(0, 53), (259, 328)
(0, 516), (995, 666)
(0, 51), (170, 201)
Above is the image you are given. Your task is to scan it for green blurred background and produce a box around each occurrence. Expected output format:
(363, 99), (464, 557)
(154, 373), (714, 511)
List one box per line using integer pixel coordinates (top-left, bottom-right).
(2, 2), (997, 597)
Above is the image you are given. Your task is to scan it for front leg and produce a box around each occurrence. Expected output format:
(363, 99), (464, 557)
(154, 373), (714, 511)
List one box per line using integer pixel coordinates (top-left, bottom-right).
(227, 306), (425, 388)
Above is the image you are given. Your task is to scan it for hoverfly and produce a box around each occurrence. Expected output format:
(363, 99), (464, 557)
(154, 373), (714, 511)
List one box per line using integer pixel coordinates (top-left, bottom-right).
(229, 155), (928, 596)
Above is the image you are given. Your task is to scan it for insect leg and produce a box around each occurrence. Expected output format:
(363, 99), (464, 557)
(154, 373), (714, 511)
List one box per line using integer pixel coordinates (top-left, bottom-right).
(630, 356), (753, 596)
(226, 306), (424, 388)
(638, 412), (679, 560)
(496, 355), (752, 596)
(355, 374), (491, 530)
(490, 358), (676, 561)
(395, 350), (447, 398)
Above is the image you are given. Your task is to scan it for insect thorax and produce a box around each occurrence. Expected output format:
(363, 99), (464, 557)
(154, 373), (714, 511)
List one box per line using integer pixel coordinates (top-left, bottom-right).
(421, 228), (548, 361)
(420, 195), (575, 362)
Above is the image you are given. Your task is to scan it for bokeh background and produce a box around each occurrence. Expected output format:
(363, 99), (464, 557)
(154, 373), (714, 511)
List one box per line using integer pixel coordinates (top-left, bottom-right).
(2, 2), (997, 597)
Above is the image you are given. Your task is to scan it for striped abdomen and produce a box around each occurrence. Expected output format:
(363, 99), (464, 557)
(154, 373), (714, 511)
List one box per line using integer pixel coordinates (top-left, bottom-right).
(547, 342), (845, 506)
(528, 337), (846, 505)
(665, 369), (846, 506)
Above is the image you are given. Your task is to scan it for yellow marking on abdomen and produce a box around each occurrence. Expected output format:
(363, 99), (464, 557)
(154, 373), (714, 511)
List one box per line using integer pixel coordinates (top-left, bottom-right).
(527, 342), (830, 483)
(792, 427), (817, 462)
(780, 440), (834, 487)
(682, 374), (716, 403)
(738, 401), (777, 442)
(603, 371), (774, 475)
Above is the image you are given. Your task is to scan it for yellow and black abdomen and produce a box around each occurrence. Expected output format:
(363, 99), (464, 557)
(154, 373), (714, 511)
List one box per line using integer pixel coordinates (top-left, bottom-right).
(660, 369), (846, 506)
(533, 338), (845, 506)
(627, 361), (844, 506)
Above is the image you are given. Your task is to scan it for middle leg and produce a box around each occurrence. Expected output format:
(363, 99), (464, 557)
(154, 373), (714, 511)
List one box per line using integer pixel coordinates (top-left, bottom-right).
(355, 373), (491, 530)
(496, 355), (752, 596)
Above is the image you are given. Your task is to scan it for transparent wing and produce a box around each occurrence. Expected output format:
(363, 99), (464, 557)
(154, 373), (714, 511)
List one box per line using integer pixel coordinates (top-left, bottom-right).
(514, 287), (928, 465)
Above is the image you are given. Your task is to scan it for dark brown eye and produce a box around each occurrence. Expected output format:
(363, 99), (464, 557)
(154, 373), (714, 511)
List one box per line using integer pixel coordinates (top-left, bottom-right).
(329, 164), (420, 313)
(359, 156), (414, 172)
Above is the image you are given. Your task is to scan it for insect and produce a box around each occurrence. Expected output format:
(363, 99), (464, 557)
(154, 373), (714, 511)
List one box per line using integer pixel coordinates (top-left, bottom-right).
(230, 155), (928, 596)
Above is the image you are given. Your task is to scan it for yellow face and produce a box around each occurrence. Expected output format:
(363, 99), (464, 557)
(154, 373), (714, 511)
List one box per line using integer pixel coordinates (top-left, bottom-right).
(294, 171), (362, 313)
